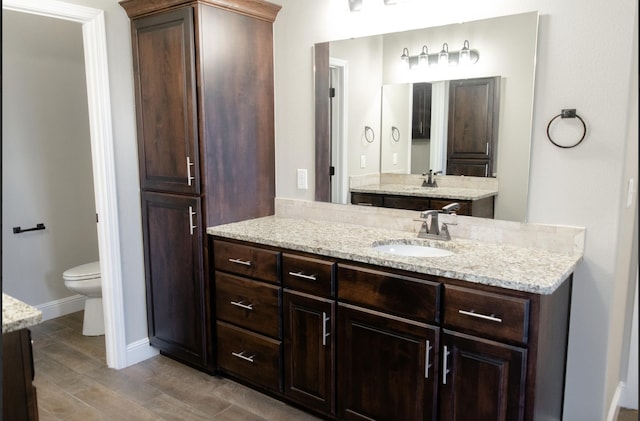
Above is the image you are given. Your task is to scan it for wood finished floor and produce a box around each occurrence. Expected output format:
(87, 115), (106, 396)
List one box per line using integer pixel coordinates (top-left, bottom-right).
(31, 312), (639, 421)
(30, 311), (320, 420)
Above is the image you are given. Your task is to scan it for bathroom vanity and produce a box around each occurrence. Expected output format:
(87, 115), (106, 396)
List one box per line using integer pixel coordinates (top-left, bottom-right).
(350, 184), (496, 217)
(2, 293), (43, 421)
(207, 204), (583, 421)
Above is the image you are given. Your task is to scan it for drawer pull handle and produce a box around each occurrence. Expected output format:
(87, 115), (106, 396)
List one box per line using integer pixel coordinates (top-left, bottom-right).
(425, 340), (432, 379)
(228, 258), (252, 267)
(231, 351), (255, 363)
(442, 345), (450, 385)
(288, 271), (317, 281)
(230, 300), (253, 310)
(188, 206), (197, 235)
(322, 312), (330, 346)
(458, 309), (503, 323)
(186, 156), (195, 186)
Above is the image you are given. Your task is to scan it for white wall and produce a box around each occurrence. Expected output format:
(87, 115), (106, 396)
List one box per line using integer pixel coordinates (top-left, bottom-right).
(2, 11), (99, 308)
(331, 36), (383, 177)
(273, 0), (639, 419)
(380, 83), (411, 173)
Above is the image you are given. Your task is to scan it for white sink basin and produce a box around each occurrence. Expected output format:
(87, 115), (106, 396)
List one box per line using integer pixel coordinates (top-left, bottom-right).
(372, 243), (454, 258)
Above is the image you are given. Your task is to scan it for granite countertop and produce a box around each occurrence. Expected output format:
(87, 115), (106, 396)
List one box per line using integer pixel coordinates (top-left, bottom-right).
(207, 216), (581, 295)
(3, 293), (43, 334)
(350, 183), (498, 200)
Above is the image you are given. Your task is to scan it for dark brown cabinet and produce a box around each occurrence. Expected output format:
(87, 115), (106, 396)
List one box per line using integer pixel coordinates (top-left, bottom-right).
(141, 191), (206, 367)
(439, 330), (527, 421)
(282, 253), (337, 417)
(213, 239), (283, 393)
(447, 77), (500, 177)
(412, 82), (433, 139)
(2, 329), (39, 421)
(209, 238), (572, 421)
(121, 0), (280, 372)
(338, 304), (439, 421)
(351, 192), (494, 218)
(284, 291), (335, 416)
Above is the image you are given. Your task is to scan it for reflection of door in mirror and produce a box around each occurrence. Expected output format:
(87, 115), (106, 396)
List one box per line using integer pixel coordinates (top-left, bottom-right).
(411, 83), (432, 174)
(447, 77), (500, 177)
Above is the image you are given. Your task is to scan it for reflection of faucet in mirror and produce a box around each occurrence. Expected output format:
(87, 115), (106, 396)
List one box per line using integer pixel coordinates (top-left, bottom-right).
(421, 170), (442, 187)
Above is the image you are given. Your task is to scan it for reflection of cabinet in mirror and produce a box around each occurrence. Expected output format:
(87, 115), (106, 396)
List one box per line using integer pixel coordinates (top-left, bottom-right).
(412, 83), (432, 139)
(351, 192), (494, 218)
(447, 77), (500, 177)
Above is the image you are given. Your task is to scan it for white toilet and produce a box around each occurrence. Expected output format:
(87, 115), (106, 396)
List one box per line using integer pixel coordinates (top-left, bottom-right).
(63, 261), (104, 336)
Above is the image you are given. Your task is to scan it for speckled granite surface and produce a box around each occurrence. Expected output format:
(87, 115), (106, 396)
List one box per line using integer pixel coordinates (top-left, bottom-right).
(207, 215), (582, 295)
(350, 183), (498, 200)
(3, 293), (42, 333)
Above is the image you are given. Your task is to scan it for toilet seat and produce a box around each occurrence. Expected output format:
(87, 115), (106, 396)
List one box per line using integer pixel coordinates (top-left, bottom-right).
(63, 261), (100, 281)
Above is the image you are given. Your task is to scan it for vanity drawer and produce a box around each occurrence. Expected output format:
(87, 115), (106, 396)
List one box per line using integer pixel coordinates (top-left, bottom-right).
(215, 271), (281, 338)
(443, 285), (530, 344)
(283, 253), (335, 298)
(337, 264), (440, 323)
(213, 239), (280, 284)
(216, 321), (282, 393)
(351, 193), (383, 207)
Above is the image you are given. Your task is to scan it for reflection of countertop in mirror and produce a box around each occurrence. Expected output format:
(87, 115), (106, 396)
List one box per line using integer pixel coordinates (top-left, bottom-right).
(350, 183), (498, 200)
(207, 199), (584, 295)
(2, 293), (42, 333)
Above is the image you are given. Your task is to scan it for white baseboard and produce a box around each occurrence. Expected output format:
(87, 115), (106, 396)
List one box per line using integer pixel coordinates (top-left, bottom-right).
(606, 382), (624, 421)
(36, 295), (85, 321)
(125, 337), (159, 367)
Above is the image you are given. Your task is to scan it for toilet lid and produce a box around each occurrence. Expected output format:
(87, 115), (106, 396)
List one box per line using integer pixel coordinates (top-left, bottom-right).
(63, 261), (101, 281)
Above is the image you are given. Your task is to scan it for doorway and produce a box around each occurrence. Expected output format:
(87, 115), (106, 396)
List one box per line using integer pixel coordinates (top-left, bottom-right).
(2, 0), (127, 368)
(329, 58), (348, 204)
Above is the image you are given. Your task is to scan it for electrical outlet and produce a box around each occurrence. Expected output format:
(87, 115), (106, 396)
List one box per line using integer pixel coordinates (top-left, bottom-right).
(360, 155), (366, 169)
(297, 168), (308, 189)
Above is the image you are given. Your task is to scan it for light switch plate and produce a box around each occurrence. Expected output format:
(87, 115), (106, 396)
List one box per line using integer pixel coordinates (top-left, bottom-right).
(627, 178), (635, 208)
(360, 155), (366, 169)
(393, 153), (398, 165)
(297, 168), (308, 189)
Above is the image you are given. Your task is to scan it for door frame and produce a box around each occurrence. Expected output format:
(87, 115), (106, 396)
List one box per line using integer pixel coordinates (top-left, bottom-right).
(329, 58), (349, 204)
(3, 0), (127, 369)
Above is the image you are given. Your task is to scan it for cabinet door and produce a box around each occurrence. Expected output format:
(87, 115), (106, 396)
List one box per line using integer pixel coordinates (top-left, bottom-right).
(439, 330), (527, 421)
(446, 77), (499, 177)
(338, 304), (439, 421)
(141, 191), (207, 368)
(283, 291), (335, 416)
(132, 8), (199, 194)
(412, 82), (432, 139)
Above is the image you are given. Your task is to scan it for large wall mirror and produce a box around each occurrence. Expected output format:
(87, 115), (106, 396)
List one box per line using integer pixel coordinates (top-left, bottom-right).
(315, 11), (539, 222)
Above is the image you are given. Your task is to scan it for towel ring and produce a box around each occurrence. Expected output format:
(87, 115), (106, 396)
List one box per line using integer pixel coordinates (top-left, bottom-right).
(364, 126), (375, 143)
(391, 126), (400, 142)
(546, 109), (587, 149)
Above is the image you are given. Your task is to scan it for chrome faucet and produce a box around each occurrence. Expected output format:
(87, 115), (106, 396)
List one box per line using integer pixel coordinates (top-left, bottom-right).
(417, 202), (460, 240)
(421, 170), (442, 187)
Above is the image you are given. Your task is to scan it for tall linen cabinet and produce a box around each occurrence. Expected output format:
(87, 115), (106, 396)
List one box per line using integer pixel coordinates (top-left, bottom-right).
(120, 0), (281, 372)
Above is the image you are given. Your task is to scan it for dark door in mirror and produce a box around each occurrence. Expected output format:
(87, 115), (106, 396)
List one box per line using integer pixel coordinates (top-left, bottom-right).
(447, 77), (500, 177)
(412, 83), (432, 139)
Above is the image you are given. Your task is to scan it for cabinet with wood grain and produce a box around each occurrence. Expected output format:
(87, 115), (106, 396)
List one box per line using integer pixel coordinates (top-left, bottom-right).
(209, 237), (572, 420)
(121, 0), (280, 372)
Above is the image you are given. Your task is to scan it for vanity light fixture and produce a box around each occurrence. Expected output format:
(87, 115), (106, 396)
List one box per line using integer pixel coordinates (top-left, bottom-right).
(418, 45), (429, 67)
(438, 43), (449, 67)
(400, 40), (479, 69)
(348, 0), (363, 11)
